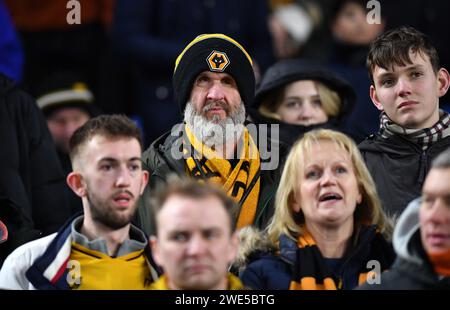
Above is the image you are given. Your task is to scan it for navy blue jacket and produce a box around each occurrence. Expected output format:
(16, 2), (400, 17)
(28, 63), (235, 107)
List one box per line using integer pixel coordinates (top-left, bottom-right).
(241, 226), (395, 290)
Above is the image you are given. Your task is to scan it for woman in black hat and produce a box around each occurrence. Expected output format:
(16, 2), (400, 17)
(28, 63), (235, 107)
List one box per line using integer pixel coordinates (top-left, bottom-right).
(248, 59), (356, 147)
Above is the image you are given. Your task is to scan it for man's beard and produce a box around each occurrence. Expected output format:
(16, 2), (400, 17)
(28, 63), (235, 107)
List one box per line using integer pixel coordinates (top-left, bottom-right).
(86, 189), (137, 230)
(184, 101), (246, 148)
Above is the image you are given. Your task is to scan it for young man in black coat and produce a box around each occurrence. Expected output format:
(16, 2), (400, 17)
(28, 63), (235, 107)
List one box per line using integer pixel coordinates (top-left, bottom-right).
(359, 26), (450, 216)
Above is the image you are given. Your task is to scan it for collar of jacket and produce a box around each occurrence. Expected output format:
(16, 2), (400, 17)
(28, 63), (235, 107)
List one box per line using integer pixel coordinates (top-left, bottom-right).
(278, 234), (298, 266)
(25, 213), (161, 289)
(25, 215), (74, 289)
(145, 123), (187, 176)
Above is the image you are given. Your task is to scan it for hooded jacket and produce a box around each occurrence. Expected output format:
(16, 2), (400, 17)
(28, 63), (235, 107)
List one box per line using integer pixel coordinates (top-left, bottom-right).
(358, 134), (450, 216)
(248, 59), (356, 147)
(0, 73), (70, 266)
(359, 198), (450, 289)
(136, 124), (282, 236)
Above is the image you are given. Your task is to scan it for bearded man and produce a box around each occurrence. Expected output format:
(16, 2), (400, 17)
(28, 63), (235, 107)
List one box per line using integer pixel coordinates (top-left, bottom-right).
(138, 34), (279, 236)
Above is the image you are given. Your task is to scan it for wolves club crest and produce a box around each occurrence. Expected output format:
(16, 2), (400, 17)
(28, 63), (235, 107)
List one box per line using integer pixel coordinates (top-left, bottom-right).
(206, 50), (230, 72)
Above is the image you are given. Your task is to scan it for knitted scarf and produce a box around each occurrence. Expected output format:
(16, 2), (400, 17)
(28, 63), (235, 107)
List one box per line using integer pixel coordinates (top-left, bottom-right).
(150, 273), (245, 290)
(379, 110), (450, 150)
(184, 124), (261, 229)
(289, 227), (385, 290)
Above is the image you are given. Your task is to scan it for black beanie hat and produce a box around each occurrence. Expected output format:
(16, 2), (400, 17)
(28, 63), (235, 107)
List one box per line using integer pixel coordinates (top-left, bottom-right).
(35, 72), (102, 118)
(173, 34), (255, 112)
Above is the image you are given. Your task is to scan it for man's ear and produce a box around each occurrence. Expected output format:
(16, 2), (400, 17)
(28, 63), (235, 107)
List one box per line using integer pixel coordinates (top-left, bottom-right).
(140, 170), (149, 195)
(150, 235), (162, 267)
(67, 172), (86, 198)
(370, 85), (384, 111)
(437, 68), (450, 97)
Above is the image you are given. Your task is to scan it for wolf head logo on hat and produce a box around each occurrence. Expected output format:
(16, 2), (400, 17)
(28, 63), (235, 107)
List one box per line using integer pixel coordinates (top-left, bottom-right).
(207, 51), (230, 72)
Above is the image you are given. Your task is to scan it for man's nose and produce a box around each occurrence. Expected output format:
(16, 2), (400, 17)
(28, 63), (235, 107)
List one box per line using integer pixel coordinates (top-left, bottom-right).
(397, 77), (412, 97)
(115, 167), (131, 187)
(206, 82), (225, 101)
(426, 199), (450, 225)
(186, 235), (208, 256)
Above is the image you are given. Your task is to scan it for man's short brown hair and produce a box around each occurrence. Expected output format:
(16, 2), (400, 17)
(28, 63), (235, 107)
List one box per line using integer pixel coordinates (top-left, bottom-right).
(151, 175), (238, 234)
(69, 114), (142, 163)
(431, 148), (450, 169)
(367, 26), (440, 85)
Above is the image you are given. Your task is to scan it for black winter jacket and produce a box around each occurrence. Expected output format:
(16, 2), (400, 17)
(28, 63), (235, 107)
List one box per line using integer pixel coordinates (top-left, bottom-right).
(0, 73), (70, 265)
(358, 133), (450, 215)
(136, 124), (282, 236)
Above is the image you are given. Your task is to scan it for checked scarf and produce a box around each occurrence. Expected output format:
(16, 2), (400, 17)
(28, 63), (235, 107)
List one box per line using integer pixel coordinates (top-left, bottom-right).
(184, 124), (261, 229)
(379, 110), (450, 151)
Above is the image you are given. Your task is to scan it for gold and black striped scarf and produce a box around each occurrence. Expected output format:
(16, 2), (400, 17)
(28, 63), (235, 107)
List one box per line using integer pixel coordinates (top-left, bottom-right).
(184, 124), (261, 229)
(289, 228), (385, 290)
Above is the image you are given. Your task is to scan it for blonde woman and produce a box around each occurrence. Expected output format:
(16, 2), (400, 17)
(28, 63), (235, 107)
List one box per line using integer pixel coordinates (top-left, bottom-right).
(247, 59), (356, 147)
(239, 129), (395, 290)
